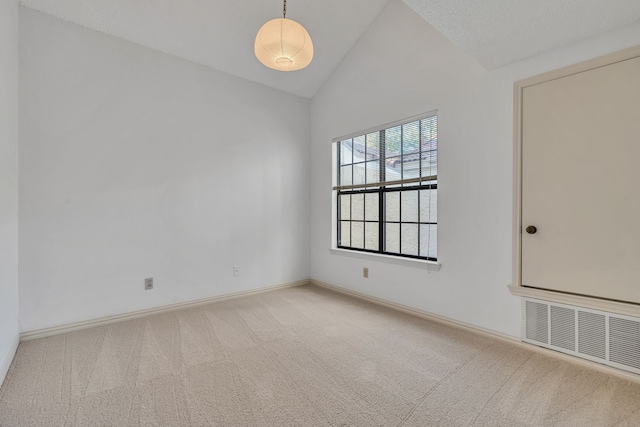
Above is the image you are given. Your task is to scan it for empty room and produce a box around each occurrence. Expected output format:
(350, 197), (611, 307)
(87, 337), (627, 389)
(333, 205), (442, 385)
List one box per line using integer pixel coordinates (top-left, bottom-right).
(2, 0), (640, 425)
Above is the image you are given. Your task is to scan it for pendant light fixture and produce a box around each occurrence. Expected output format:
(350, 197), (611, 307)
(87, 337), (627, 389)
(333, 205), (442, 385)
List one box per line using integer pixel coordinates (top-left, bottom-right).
(254, 0), (314, 72)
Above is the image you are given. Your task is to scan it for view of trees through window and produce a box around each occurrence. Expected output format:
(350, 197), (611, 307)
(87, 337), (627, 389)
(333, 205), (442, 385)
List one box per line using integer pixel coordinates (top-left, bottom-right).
(334, 114), (438, 261)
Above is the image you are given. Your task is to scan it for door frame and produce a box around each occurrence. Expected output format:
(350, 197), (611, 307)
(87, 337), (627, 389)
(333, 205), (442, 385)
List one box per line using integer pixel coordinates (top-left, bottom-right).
(509, 44), (640, 318)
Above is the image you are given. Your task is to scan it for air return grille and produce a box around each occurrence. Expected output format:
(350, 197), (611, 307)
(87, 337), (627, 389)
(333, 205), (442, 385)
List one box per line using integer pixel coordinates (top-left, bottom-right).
(550, 305), (575, 351)
(522, 298), (640, 375)
(609, 317), (640, 370)
(578, 311), (606, 360)
(525, 301), (548, 344)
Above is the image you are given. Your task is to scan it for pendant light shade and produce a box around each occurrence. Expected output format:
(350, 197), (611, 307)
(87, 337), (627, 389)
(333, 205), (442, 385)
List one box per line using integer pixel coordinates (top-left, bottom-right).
(254, 2), (313, 72)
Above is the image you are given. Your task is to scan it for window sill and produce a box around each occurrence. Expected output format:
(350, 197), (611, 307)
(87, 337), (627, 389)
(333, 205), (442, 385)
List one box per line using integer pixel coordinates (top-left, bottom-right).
(329, 248), (441, 271)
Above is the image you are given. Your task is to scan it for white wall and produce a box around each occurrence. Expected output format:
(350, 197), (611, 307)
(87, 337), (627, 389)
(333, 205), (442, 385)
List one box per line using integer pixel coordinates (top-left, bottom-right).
(310, 0), (640, 338)
(0, 0), (20, 384)
(19, 8), (311, 332)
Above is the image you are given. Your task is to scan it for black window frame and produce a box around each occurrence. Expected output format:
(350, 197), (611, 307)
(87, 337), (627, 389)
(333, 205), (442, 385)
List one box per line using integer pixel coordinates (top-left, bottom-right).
(334, 113), (438, 262)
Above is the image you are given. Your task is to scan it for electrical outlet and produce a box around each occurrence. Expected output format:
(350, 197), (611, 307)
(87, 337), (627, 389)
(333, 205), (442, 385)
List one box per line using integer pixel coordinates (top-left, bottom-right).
(233, 266), (240, 277)
(363, 267), (369, 279)
(144, 277), (153, 290)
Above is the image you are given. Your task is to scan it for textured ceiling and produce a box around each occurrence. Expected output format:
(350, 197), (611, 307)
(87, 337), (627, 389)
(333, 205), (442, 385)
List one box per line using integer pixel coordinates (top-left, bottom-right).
(19, 0), (640, 97)
(19, 0), (389, 98)
(403, 0), (640, 70)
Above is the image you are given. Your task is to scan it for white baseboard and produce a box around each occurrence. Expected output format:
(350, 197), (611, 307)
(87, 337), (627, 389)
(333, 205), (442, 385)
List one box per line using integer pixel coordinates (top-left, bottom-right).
(310, 279), (640, 384)
(0, 333), (20, 389)
(310, 279), (519, 343)
(20, 280), (309, 341)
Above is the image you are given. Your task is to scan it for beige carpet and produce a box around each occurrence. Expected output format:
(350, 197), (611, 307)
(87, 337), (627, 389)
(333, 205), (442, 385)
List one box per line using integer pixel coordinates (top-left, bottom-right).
(1, 284), (640, 426)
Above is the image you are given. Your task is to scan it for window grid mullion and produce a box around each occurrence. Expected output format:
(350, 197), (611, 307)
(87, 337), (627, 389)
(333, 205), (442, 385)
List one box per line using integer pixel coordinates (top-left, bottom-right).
(350, 194), (353, 248)
(379, 130), (386, 253)
(337, 143), (341, 246)
(418, 120), (422, 256)
(418, 187), (421, 257)
(362, 192), (366, 249)
(400, 123), (404, 183)
(350, 139), (354, 190)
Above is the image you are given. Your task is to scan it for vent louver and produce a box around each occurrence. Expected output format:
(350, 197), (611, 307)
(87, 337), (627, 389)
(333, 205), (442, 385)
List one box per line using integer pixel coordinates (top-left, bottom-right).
(609, 317), (640, 370)
(525, 301), (548, 344)
(550, 305), (575, 351)
(578, 311), (606, 360)
(522, 298), (640, 375)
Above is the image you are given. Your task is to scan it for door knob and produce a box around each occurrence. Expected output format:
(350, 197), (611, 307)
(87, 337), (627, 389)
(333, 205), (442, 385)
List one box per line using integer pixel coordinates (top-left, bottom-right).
(526, 226), (537, 234)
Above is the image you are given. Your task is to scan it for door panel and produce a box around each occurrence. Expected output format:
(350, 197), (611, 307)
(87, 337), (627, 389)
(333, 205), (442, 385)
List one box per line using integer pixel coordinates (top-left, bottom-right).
(521, 56), (640, 303)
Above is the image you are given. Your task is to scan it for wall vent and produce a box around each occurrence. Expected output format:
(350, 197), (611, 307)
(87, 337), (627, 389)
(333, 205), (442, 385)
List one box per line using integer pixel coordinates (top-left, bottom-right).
(578, 311), (606, 360)
(609, 316), (640, 371)
(550, 305), (575, 351)
(522, 298), (640, 375)
(525, 301), (548, 344)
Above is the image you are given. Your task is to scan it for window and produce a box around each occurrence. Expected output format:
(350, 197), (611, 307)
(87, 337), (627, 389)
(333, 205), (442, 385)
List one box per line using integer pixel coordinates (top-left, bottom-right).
(333, 113), (438, 261)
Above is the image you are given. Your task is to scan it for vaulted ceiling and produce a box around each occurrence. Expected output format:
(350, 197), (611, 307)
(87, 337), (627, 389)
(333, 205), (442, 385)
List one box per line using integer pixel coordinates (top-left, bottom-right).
(19, 0), (640, 98)
(403, 0), (640, 70)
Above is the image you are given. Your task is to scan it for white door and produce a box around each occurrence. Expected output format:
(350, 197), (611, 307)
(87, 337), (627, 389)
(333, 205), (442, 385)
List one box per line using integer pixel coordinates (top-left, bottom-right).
(521, 55), (640, 303)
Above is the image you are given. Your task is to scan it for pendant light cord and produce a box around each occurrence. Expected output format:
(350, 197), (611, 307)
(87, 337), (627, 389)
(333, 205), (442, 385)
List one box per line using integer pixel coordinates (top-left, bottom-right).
(283, 0), (287, 18)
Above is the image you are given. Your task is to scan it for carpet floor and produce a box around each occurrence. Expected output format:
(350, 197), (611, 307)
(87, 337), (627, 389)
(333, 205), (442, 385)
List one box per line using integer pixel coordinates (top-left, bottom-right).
(1, 284), (640, 426)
